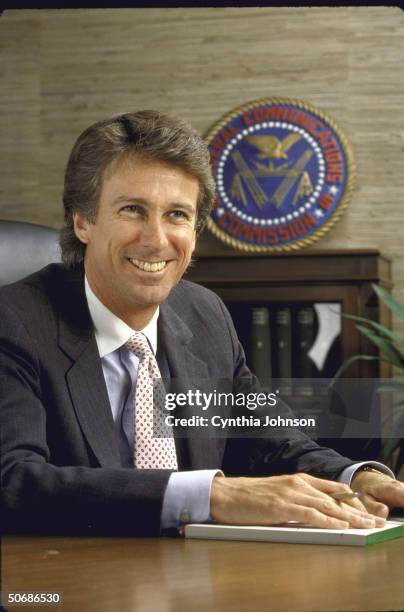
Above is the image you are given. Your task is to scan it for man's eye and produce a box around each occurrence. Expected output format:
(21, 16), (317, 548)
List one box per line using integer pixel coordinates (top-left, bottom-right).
(170, 210), (189, 219)
(121, 205), (142, 214)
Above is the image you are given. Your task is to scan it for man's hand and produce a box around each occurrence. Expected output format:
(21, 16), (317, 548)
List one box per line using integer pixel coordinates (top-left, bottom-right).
(210, 473), (386, 529)
(351, 469), (404, 517)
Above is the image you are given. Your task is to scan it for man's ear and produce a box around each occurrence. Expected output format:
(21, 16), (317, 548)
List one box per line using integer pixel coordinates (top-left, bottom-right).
(73, 212), (91, 245)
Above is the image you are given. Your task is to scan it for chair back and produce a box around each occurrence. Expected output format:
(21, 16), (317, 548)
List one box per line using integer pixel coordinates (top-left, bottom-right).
(0, 220), (61, 286)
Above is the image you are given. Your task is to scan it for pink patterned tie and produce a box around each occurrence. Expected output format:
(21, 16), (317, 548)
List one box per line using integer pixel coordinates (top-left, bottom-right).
(126, 332), (178, 470)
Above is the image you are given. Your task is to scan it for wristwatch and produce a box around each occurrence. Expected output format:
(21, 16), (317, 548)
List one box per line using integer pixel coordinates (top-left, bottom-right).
(358, 466), (385, 476)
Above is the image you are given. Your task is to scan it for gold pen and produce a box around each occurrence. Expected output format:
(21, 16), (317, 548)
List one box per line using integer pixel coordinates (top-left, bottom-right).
(329, 491), (361, 501)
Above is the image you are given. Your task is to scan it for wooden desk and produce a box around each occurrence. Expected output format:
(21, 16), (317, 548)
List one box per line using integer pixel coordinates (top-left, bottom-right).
(2, 535), (404, 611)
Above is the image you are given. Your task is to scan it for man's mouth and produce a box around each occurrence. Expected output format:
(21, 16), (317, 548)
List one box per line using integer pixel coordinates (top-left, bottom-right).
(128, 258), (168, 272)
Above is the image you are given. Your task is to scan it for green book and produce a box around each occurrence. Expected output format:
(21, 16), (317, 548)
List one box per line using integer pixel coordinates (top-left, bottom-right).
(185, 521), (404, 547)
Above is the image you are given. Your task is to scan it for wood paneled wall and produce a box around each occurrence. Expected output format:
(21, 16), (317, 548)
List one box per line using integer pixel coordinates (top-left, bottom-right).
(1, 7), (403, 337)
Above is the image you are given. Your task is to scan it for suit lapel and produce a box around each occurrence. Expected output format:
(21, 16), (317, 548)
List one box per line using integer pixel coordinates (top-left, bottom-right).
(56, 269), (121, 468)
(55, 268), (226, 470)
(158, 300), (209, 381)
(159, 300), (226, 470)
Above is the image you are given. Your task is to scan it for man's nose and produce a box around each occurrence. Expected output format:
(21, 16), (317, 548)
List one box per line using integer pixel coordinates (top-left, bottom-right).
(139, 216), (169, 249)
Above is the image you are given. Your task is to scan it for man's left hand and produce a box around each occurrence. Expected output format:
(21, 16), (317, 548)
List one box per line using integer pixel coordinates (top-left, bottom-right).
(351, 470), (404, 518)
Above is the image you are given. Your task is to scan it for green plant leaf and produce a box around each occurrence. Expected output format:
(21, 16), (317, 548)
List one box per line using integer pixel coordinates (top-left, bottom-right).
(377, 381), (404, 393)
(395, 445), (404, 475)
(380, 438), (401, 464)
(356, 324), (404, 368)
(385, 406), (404, 432)
(372, 283), (404, 319)
(380, 410), (404, 463)
(331, 354), (380, 380)
(344, 314), (404, 346)
(379, 400), (404, 432)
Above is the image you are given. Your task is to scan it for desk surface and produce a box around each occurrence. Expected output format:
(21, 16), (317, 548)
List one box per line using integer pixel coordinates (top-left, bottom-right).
(2, 534), (404, 612)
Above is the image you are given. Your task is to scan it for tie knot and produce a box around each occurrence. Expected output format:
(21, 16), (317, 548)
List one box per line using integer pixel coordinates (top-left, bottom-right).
(126, 332), (152, 360)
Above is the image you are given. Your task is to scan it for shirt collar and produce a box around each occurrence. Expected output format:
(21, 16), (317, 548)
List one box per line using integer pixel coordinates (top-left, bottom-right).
(85, 276), (159, 357)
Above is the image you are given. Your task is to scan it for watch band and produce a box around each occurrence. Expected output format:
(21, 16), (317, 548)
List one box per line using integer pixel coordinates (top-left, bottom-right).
(359, 466), (385, 475)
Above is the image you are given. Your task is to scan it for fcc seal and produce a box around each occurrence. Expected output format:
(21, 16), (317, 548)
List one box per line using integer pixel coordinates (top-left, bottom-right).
(205, 98), (355, 252)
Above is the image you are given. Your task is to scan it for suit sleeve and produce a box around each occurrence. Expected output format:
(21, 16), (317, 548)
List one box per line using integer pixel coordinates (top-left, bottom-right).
(0, 299), (171, 536)
(212, 293), (357, 480)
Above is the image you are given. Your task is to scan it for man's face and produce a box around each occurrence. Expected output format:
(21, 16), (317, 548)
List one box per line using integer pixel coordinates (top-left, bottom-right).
(73, 155), (198, 328)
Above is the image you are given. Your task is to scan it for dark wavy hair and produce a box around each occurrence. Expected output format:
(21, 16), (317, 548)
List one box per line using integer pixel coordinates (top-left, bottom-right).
(60, 110), (216, 268)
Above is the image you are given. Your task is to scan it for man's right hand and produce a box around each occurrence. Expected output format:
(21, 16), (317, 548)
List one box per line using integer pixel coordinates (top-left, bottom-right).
(210, 473), (387, 529)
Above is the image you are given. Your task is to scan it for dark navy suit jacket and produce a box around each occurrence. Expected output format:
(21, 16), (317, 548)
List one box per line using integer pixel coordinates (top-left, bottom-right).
(0, 264), (355, 535)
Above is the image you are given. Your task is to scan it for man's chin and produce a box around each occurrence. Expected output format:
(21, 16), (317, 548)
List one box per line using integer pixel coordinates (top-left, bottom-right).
(129, 286), (171, 308)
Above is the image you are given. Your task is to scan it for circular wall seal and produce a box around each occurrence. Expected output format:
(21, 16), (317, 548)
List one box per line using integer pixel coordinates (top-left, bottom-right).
(205, 98), (355, 252)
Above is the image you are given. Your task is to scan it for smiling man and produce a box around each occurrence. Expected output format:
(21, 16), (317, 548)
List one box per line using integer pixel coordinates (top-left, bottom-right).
(73, 155), (198, 329)
(1, 111), (404, 536)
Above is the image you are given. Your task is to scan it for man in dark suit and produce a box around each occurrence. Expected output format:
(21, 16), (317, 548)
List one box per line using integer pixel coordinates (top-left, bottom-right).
(1, 111), (403, 536)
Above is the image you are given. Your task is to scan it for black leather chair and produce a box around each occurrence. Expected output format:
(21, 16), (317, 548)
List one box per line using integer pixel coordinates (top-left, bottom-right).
(0, 220), (61, 286)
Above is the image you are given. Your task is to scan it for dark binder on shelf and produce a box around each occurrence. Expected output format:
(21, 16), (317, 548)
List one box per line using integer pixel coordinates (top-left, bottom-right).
(276, 306), (292, 395)
(296, 306), (315, 395)
(250, 307), (272, 390)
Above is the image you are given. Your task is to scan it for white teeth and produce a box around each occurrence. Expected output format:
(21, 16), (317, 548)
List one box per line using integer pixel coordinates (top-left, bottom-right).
(130, 258), (167, 272)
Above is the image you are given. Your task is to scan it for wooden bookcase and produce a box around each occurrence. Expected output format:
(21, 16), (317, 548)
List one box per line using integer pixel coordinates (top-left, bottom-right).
(185, 249), (393, 460)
